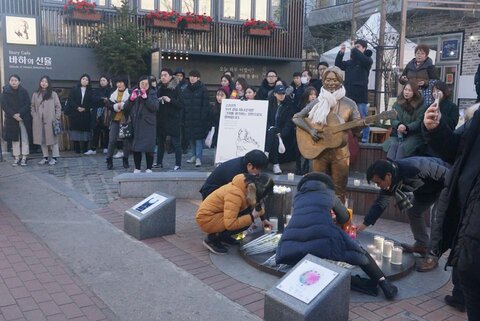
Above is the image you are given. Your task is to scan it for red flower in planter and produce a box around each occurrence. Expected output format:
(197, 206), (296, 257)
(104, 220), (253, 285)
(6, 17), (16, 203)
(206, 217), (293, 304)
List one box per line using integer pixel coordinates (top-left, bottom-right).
(178, 12), (213, 25)
(145, 10), (180, 22)
(242, 19), (275, 33)
(64, 0), (97, 14)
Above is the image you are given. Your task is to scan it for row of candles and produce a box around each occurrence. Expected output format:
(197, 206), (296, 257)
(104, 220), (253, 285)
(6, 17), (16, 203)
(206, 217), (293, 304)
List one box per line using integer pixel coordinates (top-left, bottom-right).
(367, 235), (403, 265)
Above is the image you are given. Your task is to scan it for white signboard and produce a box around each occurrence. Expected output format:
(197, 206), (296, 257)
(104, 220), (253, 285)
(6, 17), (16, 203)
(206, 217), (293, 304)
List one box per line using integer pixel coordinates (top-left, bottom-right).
(276, 260), (338, 304)
(131, 193), (167, 216)
(215, 99), (268, 164)
(5, 16), (37, 46)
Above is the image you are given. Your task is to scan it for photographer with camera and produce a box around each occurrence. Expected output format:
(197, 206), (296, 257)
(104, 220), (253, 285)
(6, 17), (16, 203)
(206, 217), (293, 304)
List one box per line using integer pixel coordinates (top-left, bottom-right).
(357, 157), (449, 258)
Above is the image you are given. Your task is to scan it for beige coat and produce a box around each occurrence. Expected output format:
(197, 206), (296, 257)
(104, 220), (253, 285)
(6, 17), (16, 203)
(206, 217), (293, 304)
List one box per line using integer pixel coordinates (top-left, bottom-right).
(31, 91), (61, 146)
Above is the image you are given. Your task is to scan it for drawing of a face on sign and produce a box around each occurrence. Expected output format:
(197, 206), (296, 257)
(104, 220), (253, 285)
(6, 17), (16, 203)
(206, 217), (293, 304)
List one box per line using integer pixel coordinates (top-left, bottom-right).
(5, 16), (37, 45)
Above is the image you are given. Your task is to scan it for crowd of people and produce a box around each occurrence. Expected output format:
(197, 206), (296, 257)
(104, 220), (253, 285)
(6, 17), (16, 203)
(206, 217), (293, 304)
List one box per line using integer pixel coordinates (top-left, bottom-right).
(2, 41), (480, 318)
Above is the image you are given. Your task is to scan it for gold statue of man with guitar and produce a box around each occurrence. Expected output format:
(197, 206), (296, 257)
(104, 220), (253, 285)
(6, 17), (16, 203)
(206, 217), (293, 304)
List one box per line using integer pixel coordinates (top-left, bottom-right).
(293, 66), (396, 203)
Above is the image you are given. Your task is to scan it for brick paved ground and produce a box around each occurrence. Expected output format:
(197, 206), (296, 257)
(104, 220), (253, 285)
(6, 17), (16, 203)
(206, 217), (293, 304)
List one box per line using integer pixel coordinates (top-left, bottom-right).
(0, 202), (118, 321)
(97, 198), (468, 321)
(0, 152), (470, 320)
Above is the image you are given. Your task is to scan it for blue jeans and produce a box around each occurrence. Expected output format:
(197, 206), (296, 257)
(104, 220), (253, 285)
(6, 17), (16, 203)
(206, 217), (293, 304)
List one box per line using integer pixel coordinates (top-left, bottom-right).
(191, 139), (203, 160)
(357, 103), (370, 143)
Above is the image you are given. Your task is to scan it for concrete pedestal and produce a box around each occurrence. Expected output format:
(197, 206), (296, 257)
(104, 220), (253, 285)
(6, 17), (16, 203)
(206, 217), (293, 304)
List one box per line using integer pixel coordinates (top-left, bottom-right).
(124, 192), (176, 240)
(265, 254), (350, 321)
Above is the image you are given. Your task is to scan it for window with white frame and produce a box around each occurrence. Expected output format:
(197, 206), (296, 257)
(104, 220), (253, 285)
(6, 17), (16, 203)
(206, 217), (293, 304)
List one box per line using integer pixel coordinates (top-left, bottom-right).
(221, 0), (282, 24)
(140, 0), (211, 16)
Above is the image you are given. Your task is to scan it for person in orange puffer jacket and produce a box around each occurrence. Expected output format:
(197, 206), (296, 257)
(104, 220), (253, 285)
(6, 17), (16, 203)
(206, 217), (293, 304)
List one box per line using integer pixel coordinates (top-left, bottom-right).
(196, 173), (274, 254)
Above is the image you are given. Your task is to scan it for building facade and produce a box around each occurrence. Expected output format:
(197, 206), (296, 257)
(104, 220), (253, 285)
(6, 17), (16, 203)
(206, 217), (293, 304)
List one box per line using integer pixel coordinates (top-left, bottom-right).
(0, 0), (304, 94)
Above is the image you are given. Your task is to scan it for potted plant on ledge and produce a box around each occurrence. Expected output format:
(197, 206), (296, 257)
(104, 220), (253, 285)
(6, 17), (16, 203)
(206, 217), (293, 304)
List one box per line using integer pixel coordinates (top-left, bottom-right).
(243, 19), (275, 37)
(64, 0), (102, 22)
(145, 10), (180, 29)
(178, 12), (213, 32)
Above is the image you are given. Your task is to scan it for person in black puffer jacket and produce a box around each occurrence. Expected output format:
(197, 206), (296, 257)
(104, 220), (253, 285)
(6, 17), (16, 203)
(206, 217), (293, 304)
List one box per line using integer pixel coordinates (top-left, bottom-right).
(276, 172), (398, 300)
(155, 68), (182, 170)
(180, 70), (210, 167)
(257, 70), (278, 100)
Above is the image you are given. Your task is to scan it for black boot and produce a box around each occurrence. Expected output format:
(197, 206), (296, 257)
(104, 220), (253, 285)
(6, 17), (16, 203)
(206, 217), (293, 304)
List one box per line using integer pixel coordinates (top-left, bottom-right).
(107, 157), (113, 170)
(379, 279), (398, 300)
(122, 157), (129, 169)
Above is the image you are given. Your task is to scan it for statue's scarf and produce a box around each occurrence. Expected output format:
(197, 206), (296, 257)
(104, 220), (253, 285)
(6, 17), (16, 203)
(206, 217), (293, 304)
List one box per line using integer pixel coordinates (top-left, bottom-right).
(308, 86), (346, 125)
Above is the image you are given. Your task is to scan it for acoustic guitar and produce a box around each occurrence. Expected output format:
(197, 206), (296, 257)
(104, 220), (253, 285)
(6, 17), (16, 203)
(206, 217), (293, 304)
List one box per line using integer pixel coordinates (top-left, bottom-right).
(296, 109), (397, 159)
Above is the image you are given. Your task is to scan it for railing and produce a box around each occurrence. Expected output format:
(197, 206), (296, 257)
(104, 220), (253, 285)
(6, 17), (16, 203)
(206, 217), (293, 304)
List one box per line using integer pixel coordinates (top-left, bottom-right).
(313, 0), (352, 10)
(0, 0), (39, 15)
(39, 1), (303, 60)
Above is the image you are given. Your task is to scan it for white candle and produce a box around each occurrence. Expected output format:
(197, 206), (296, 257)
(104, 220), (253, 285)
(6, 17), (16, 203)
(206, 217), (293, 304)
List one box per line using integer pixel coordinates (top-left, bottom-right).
(374, 235), (384, 252)
(285, 215), (292, 225)
(367, 244), (376, 255)
(287, 173), (295, 181)
(353, 179), (361, 186)
(391, 246), (403, 265)
(383, 240), (393, 258)
(373, 249), (382, 262)
(270, 218), (278, 232)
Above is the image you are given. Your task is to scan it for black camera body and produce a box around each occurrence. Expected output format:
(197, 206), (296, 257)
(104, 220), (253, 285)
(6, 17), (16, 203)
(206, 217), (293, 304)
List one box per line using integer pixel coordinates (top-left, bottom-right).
(394, 189), (413, 211)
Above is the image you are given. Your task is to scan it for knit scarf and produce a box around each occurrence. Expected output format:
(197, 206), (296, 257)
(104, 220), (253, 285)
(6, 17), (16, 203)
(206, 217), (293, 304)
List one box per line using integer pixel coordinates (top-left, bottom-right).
(308, 86), (346, 125)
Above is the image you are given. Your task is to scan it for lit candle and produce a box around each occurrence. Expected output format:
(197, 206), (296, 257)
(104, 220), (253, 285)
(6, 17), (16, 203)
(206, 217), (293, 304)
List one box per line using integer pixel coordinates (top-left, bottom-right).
(374, 235), (384, 252)
(391, 246), (403, 265)
(285, 215), (292, 225)
(373, 249), (382, 262)
(270, 218), (278, 232)
(287, 173), (295, 181)
(383, 240), (393, 258)
(367, 244), (376, 255)
(353, 179), (361, 186)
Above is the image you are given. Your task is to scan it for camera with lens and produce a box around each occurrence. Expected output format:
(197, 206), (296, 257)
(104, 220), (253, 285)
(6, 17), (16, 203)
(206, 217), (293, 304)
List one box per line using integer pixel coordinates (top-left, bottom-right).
(394, 189), (413, 211)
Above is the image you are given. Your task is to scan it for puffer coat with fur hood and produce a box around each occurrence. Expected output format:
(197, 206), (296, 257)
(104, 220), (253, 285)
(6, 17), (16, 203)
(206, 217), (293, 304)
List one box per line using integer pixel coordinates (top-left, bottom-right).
(196, 174), (264, 234)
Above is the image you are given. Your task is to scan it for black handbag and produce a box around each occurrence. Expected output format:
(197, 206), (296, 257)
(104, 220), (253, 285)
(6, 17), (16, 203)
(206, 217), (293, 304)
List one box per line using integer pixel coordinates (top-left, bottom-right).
(118, 122), (133, 139)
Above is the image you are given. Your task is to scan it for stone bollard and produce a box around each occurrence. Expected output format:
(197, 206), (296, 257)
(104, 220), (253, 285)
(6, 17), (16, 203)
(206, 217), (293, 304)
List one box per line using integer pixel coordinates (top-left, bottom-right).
(264, 254), (350, 321)
(124, 192), (176, 240)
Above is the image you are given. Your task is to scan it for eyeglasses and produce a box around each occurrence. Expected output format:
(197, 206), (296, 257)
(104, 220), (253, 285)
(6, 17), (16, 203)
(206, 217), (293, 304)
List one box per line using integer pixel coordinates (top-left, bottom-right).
(267, 75), (277, 78)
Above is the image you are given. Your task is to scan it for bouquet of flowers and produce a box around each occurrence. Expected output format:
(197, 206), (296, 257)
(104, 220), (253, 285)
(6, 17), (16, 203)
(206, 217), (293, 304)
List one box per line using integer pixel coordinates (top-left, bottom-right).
(63, 0), (97, 14)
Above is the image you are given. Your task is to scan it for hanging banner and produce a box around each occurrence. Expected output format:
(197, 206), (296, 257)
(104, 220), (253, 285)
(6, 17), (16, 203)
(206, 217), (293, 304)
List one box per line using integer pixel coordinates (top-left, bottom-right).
(215, 99), (268, 164)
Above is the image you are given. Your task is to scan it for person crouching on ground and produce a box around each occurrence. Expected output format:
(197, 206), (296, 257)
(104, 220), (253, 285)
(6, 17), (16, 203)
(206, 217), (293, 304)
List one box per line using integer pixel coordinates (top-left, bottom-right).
(276, 172), (398, 300)
(196, 173), (274, 254)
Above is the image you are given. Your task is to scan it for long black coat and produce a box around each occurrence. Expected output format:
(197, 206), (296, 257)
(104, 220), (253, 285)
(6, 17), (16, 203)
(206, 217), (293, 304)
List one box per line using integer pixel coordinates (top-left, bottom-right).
(91, 85), (112, 128)
(181, 81), (210, 140)
(266, 97), (297, 163)
(335, 48), (373, 104)
(156, 78), (182, 137)
(65, 85), (94, 131)
(256, 79), (275, 101)
(1, 85), (32, 142)
(124, 88), (158, 152)
(422, 110), (480, 266)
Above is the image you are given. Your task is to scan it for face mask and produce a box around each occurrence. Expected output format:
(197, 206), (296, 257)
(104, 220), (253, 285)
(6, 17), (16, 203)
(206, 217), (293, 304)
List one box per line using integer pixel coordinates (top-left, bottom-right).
(301, 76), (308, 84)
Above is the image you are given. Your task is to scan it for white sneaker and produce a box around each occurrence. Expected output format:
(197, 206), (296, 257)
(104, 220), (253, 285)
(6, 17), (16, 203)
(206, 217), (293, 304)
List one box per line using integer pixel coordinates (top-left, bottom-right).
(48, 158), (57, 165)
(113, 151), (124, 159)
(145, 169), (153, 173)
(103, 148), (108, 154)
(173, 166), (181, 171)
(12, 158), (20, 167)
(20, 158), (27, 166)
(38, 158), (48, 165)
(273, 164), (282, 175)
(195, 158), (202, 167)
(133, 169), (141, 173)
(84, 150), (96, 155)
(186, 156), (196, 163)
